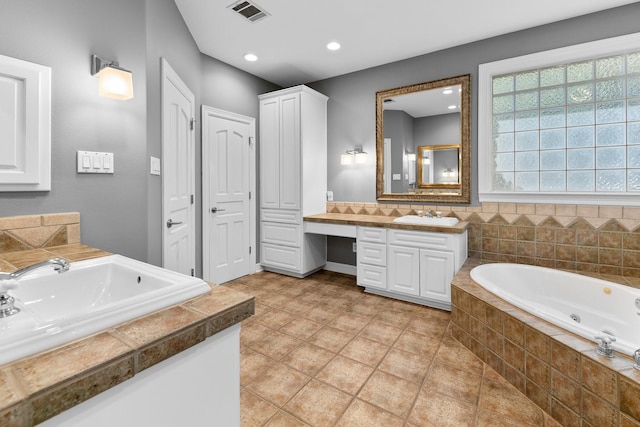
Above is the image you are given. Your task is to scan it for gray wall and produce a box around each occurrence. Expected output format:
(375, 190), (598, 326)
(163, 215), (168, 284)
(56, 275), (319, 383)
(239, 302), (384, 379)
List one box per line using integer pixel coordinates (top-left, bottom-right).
(310, 2), (640, 206)
(310, 2), (640, 266)
(0, 0), (278, 276)
(413, 113), (460, 151)
(0, 0), (148, 260)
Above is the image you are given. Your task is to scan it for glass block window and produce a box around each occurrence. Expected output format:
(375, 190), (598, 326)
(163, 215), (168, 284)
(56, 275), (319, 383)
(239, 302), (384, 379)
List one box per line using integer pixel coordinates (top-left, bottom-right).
(479, 33), (640, 205)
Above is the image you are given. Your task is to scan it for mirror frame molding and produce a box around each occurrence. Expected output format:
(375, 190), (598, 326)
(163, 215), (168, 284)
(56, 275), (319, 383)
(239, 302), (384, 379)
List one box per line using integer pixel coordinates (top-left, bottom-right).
(376, 74), (471, 204)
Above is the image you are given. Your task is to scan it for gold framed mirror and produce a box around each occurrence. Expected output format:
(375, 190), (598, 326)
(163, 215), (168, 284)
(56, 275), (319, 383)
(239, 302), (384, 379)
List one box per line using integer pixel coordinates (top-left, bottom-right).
(376, 74), (470, 203)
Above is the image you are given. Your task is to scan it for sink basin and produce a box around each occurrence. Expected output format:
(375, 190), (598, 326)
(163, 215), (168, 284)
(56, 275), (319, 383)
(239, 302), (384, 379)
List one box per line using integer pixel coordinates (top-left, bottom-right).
(0, 255), (210, 365)
(393, 215), (459, 226)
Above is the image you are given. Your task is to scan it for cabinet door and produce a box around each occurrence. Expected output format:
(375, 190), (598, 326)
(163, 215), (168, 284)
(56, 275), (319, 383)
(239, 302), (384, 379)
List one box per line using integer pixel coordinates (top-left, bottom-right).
(260, 98), (280, 209)
(279, 93), (301, 210)
(387, 245), (420, 296)
(419, 249), (454, 304)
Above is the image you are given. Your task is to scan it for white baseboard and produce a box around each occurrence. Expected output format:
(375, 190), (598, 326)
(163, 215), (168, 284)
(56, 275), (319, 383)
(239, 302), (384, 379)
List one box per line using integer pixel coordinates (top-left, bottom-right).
(324, 262), (356, 276)
(254, 263), (263, 273)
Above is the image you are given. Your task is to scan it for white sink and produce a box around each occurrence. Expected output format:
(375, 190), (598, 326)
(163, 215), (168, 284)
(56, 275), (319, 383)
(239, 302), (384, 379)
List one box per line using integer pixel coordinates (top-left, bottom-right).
(0, 255), (210, 365)
(393, 215), (459, 226)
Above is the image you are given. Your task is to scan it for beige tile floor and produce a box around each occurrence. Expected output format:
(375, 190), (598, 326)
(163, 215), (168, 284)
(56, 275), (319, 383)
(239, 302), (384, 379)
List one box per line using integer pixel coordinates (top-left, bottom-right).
(226, 270), (560, 427)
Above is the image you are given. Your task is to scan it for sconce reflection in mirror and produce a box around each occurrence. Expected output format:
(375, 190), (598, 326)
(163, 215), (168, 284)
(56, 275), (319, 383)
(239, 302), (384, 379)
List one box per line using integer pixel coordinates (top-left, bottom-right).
(340, 146), (368, 165)
(91, 55), (133, 100)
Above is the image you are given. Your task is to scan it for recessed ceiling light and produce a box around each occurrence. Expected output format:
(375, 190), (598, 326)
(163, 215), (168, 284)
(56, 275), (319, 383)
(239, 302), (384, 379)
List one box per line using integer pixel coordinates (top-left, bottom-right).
(244, 53), (258, 62)
(442, 87), (453, 95)
(448, 105), (457, 110)
(327, 41), (341, 51)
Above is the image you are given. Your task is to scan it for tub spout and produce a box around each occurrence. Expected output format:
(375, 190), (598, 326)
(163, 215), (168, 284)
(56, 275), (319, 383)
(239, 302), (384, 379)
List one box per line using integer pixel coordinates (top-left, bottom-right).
(0, 258), (70, 318)
(594, 335), (616, 358)
(0, 258), (70, 281)
(634, 349), (640, 370)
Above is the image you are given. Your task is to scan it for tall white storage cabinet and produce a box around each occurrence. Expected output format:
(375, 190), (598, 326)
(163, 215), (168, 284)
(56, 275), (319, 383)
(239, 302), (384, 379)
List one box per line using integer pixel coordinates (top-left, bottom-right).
(259, 85), (328, 277)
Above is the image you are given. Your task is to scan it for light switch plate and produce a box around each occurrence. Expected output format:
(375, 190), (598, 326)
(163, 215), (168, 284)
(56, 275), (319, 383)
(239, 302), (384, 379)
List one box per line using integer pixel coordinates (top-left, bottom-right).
(150, 156), (161, 175)
(77, 151), (114, 174)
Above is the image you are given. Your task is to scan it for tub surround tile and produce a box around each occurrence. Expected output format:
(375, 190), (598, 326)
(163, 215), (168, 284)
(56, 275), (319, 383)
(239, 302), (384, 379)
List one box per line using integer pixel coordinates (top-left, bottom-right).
(452, 258), (640, 426)
(0, 213), (81, 256)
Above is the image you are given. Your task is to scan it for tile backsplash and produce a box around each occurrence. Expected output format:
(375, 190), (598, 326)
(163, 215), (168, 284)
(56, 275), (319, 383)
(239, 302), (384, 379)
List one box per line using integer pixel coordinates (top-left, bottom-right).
(0, 213), (80, 254)
(327, 202), (640, 280)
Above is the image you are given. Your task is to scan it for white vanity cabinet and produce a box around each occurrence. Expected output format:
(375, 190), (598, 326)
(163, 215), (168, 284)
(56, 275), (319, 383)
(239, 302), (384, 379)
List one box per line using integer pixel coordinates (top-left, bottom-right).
(356, 227), (387, 290)
(259, 85), (328, 277)
(364, 228), (467, 310)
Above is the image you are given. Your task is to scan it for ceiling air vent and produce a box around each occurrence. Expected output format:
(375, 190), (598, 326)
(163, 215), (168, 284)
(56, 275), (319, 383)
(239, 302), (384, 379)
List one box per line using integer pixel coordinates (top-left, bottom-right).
(228, 1), (270, 23)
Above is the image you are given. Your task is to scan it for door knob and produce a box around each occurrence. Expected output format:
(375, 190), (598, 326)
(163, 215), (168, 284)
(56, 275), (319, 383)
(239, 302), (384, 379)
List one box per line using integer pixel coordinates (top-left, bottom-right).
(166, 219), (183, 228)
(211, 207), (226, 213)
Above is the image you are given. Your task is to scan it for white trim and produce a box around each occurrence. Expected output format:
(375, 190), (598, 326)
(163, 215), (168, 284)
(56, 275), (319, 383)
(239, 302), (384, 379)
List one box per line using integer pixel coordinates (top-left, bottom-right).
(478, 32), (640, 206)
(324, 261), (356, 276)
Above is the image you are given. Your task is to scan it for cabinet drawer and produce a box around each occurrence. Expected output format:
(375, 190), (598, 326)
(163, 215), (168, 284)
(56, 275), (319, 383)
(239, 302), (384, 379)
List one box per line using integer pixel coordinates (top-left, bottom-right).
(357, 264), (386, 290)
(262, 222), (300, 247)
(388, 229), (453, 251)
(357, 242), (387, 266)
(261, 209), (301, 224)
(357, 226), (387, 243)
(261, 243), (301, 271)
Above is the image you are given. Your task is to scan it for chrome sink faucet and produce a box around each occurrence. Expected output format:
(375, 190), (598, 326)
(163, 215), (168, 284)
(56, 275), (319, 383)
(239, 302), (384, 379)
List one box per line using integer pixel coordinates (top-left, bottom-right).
(634, 349), (640, 370)
(0, 258), (70, 318)
(426, 209), (434, 218)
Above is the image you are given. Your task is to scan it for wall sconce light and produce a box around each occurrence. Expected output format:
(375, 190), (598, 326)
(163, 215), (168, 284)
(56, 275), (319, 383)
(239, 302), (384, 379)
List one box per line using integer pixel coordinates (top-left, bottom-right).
(340, 147), (368, 165)
(422, 155), (430, 165)
(91, 55), (133, 100)
(405, 150), (416, 162)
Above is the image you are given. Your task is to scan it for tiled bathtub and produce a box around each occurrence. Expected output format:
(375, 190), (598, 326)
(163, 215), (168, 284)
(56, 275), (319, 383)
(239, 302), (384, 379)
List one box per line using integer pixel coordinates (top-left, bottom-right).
(450, 258), (640, 427)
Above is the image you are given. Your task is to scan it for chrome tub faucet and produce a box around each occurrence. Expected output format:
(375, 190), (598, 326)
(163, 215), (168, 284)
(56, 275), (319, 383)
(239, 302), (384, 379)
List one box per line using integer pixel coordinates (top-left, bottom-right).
(594, 335), (616, 358)
(0, 258), (70, 318)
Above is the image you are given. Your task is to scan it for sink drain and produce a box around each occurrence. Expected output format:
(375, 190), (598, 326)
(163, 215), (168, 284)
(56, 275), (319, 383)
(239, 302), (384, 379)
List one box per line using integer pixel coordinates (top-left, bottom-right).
(570, 313), (581, 323)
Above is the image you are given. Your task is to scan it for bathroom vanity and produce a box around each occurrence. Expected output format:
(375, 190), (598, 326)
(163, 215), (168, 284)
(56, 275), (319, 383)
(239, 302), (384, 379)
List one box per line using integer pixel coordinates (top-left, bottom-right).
(304, 213), (467, 310)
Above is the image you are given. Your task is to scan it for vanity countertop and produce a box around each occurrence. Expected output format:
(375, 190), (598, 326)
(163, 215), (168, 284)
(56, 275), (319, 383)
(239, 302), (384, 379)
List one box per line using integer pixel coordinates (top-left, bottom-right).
(0, 244), (254, 426)
(304, 213), (468, 234)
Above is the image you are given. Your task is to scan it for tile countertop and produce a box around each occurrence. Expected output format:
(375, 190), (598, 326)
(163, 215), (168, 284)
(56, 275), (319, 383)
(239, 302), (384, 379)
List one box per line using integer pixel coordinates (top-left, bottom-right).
(303, 213), (469, 234)
(0, 244), (254, 426)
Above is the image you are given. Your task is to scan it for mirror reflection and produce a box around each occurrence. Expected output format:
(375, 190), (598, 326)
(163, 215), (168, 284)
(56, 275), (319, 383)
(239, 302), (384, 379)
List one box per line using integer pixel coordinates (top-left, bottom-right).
(418, 144), (460, 187)
(376, 75), (470, 204)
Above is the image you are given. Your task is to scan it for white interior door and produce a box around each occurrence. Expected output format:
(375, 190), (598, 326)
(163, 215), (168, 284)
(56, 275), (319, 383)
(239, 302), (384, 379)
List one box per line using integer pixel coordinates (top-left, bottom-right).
(161, 58), (195, 276)
(202, 106), (255, 284)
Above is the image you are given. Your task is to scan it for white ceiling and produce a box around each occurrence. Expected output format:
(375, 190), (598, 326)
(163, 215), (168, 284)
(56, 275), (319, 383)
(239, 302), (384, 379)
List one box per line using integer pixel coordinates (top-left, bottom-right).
(174, 0), (638, 87)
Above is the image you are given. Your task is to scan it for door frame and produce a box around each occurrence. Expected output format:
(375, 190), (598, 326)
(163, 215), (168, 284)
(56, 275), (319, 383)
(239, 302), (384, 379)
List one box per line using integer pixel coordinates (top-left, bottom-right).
(161, 58), (195, 274)
(201, 106), (257, 281)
